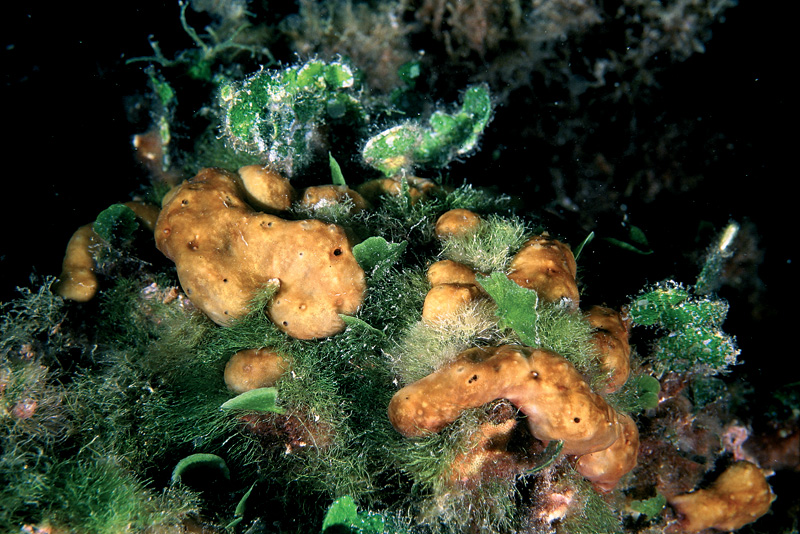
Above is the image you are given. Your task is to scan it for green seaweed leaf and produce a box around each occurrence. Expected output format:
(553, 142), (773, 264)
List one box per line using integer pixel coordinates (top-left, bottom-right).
(353, 236), (408, 281)
(628, 283), (691, 327)
(634, 375), (661, 410)
(630, 493), (667, 518)
(329, 152), (347, 186)
(322, 495), (385, 533)
(171, 453), (230, 485)
(340, 314), (385, 338)
(476, 272), (539, 346)
(226, 482), (256, 529)
(573, 231), (595, 261)
(94, 204), (139, 245)
(604, 225), (653, 255)
(220, 387), (286, 414)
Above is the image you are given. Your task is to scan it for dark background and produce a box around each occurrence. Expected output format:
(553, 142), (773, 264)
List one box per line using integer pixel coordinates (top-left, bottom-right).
(2, 2), (795, 396)
(2, 0), (793, 352)
(1, 1), (797, 529)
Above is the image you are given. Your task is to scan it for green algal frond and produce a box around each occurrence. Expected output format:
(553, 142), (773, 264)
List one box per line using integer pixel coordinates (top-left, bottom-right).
(439, 214), (529, 273)
(65, 353), (236, 468)
(0, 277), (69, 358)
(220, 59), (365, 176)
(358, 177), (444, 246)
(629, 493), (667, 519)
(171, 453), (230, 485)
(475, 272), (538, 343)
(0, 357), (71, 530)
(628, 281), (739, 376)
(322, 495), (386, 533)
(653, 326), (738, 375)
(199, 286), (288, 364)
(0, 360), (69, 447)
(391, 407), (481, 491)
(363, 84), (493, 176)
(329, 152), (347, 186)
(294, 195), (361, 226)
(46, 455), (199, 534)
(531, 303), (599, 375)
(477, 273), (600, 377)
(0, 446), (53, 530)
(220, 387), (286, 414)
(390, 407), (518, 533)
(97, 277), (214, 387)
(418, 479), (518, 534)
(603, 225), (653, 255)
(626, 281), (691, 327)
(93, 204), (139, 246)
(695, 221), (740, 295)
(214, 317), (394, 505)
(127, 1), (274, 79)
(357, 266), (428, 339)
(443, 182), (517, 214)
(629, 285), (728, 330)
(605, 373), (661, 413)
(353, 236), (408, 282)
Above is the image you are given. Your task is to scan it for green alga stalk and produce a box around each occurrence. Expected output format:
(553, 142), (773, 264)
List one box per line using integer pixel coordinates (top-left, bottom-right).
(363, 84), (493, 176)
(219, 59), (366, 176)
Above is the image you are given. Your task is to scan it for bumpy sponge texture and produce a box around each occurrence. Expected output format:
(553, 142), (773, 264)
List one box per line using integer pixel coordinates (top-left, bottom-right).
(155, 167), (366, 339)
(388, 345), (622, 455)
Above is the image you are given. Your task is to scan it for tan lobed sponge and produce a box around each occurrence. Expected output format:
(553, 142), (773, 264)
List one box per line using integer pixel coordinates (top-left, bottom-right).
(586, 306), (632, 394)
(236, 164), (296, 213)
(224, 348), (291, 394)
(55, 201), (161, 302)
(298, 185), (368, 215)
(575, 412), (640, 491)
(421, 259), (486, 322)
(155, 167), (366, 339)
(507, 234), (579, 310)
(388, 345), (622, 455)
(434, 208), (483, 239)
(668, 460), (775, 533)
(356, 176), (438, 205)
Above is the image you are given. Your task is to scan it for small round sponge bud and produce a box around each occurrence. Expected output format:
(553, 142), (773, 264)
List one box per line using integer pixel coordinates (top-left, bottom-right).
(507, 234), (579, 310)
(435, 209), (483, 240)
(224, 348), (291, 394)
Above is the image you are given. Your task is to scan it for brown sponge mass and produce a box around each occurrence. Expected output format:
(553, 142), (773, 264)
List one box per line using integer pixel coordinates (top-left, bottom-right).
(388, 345), (622, 455)
(155, 167), (366, 339)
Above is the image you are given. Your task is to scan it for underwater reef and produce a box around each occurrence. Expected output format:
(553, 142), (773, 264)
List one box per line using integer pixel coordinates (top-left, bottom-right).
(2, 1), (797, 533)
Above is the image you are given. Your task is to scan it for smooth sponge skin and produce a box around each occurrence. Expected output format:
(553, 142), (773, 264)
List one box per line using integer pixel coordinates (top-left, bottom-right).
(668, 461), (775, 533)
(507, 235), (579, 310)
(236, 164), (296, 212)
(224, 348), (291, 394)
(155, 168), (366, 339)
(575, 412), (639, 492)
(55, 201), (161, 302)
(434, 208), (483, 239)
(388, 345), (621, 455)
(586, 306), (632, 394)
